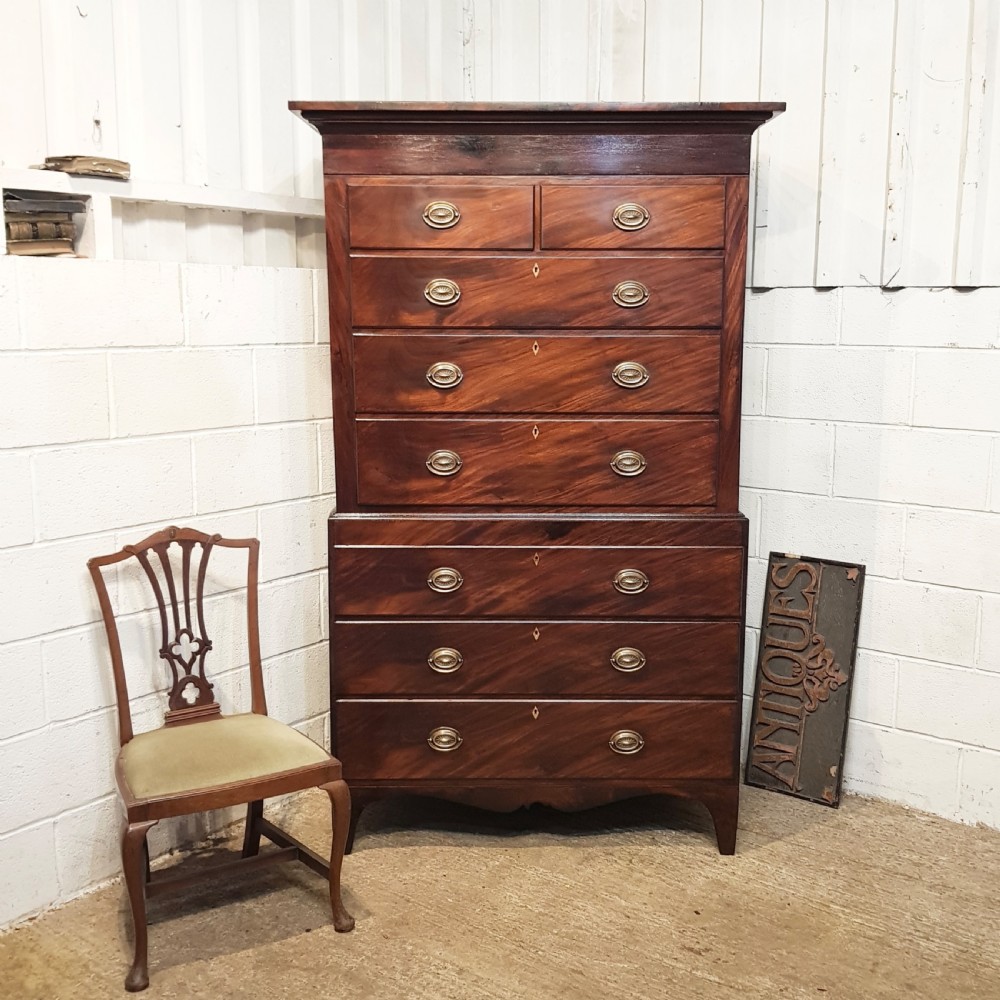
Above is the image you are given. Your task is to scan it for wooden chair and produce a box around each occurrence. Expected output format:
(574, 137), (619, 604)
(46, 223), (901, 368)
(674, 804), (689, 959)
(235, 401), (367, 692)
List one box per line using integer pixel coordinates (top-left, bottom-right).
(88, 526), (354, 992)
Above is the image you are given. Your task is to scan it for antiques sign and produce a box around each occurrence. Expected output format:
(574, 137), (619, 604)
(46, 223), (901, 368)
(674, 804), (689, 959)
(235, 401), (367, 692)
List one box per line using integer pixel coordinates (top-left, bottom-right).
(745, 553), (865, 806)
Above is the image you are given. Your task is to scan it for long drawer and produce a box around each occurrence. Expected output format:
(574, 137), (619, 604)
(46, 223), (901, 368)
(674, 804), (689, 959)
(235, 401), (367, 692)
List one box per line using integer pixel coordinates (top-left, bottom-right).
(355, 418), (718, 507)
(335, 699), (738, 780)
(331, 544), (744, 618)
(353, 334), (721, 414)
(333, 620), (741, 697)
(350, 254), (723, 328)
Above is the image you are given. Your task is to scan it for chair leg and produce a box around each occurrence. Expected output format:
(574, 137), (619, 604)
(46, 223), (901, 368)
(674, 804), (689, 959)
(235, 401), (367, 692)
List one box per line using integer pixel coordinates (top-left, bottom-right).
(242, 799), (264, 858)
(121, 819), (157, 992)
(321, 780), (355, 932)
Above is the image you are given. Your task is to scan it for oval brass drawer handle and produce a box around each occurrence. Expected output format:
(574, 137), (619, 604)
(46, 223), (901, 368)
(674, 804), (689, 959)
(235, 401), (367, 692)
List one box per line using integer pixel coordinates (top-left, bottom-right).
(612, 280), (649, 309)
(427, 566), (463, 593)
(613, 202), (650, 232)
(423, 200), (461, 229)
(427, 647), (463, 673)
(611, 360), (649, 389)
(426, 361), (464, 389)
(613, 568), (649, 594)
(610, 449), (646, 477)
(428, 726), (463, 751)
(424, 277), (461, 307)
(426, 449), (462, 477)
(609, 729), (645, 755)
(610, 647), (646, 673)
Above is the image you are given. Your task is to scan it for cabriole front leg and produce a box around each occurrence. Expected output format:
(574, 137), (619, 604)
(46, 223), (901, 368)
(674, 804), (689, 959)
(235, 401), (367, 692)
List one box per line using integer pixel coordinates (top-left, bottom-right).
(121, 819), (157, 992)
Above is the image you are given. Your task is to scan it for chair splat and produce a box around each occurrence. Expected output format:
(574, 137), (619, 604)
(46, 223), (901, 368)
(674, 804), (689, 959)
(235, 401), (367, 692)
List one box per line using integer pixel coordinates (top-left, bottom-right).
(127, 530), (222, 725)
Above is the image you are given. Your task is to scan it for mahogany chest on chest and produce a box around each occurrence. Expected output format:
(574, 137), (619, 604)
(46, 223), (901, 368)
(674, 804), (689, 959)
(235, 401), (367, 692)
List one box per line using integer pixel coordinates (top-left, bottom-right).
(291, 101), (783, 853)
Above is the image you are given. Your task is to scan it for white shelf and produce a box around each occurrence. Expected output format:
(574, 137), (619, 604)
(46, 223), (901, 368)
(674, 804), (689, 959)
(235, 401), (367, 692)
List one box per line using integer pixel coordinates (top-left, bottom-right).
(1, 168), (323, 260)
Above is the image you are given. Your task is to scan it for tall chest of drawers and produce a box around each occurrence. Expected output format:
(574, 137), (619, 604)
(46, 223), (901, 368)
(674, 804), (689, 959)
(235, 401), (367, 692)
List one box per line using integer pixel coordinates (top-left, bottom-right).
(291, 102), (783, 854)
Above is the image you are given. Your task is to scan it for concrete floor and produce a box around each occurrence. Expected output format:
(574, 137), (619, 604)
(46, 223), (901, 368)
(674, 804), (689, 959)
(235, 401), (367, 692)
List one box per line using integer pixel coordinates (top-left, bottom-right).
(1, 787), (998, 999)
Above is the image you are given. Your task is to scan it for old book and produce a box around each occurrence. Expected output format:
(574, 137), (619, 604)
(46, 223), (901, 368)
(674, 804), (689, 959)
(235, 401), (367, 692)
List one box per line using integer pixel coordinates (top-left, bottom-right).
(3, 191), (88, 214)
(6, 220), (76, 241)
(5, 238), (75, 256)
(39, 155), (130, 180)
(4, 212), (75, 224)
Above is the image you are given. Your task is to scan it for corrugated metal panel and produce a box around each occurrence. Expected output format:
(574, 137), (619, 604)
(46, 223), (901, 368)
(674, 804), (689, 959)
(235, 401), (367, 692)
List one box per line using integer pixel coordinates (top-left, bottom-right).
(2, 0), (1000, 286)
(814, 0), (896, 288)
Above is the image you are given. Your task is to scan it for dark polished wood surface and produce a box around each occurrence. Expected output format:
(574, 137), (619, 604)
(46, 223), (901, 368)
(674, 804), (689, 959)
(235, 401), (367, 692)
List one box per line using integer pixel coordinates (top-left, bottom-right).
(350, 254), (723, 329)
(353, 333), (721, 414)
(332, 620), (741, 697)
(540, 182), (724, 249)
(332, 541), (744, 619)
(355, 417), (718, 507)
(291, 100), (786, 115)
(332, 513), (748, 547)
(336, 700), (737, 781)
(348, 182), (534, 249)
(301, 102), (780, 854)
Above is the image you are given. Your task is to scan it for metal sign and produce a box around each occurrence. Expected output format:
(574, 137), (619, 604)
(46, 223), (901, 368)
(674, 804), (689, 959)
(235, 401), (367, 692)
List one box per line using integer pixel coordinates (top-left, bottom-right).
(745, 553), (865, 807)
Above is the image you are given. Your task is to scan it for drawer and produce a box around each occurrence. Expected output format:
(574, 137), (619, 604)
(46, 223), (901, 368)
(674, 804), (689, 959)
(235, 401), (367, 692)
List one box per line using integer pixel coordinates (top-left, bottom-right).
(331, 544), (745, 618)
(348, 182), (534, 249)
(335, 699), (737, 780)
(353, 334), (721, 414)
(350, 254), (723, 329)
(333, 620), (741, 697)
(541, 182), (725, 249)
(355, 417), (718, 507)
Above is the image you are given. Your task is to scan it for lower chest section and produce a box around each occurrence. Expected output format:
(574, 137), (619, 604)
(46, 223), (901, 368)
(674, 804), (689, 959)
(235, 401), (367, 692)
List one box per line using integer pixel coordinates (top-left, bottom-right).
(329, 514), (746, 785)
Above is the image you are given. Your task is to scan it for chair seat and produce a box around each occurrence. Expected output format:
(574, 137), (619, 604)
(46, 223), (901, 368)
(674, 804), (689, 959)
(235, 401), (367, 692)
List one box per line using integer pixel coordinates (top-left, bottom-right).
(120, 713), (332, 801)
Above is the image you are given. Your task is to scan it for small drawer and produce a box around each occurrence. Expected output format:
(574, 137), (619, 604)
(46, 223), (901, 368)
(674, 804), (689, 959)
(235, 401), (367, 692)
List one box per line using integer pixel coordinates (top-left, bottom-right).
(355, 417), (718, 507)
(335, 699), (738, 780)
(541, 182), (725, 249)
(353, 334), (721, 414)
(348, 182), (534, 249)
(350, 254), (723, 329)
(331, 544), (744, 619)
(333, 620), (741, 697)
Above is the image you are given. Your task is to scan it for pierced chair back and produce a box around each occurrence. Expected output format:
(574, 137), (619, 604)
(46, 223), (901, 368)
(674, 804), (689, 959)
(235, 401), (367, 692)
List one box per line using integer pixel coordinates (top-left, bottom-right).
(88, 525), (267, 746)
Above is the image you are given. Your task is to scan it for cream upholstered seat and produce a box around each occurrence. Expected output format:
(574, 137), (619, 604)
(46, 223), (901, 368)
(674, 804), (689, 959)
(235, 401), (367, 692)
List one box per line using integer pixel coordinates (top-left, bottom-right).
(89, 526), (354, 992)
(120, 713), (331, 800)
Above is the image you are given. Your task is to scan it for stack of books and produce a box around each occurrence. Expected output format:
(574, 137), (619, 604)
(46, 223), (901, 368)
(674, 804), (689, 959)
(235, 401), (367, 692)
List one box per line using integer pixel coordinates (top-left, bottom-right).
(37, 155), (130, 180)
(3, 190), (86, 256)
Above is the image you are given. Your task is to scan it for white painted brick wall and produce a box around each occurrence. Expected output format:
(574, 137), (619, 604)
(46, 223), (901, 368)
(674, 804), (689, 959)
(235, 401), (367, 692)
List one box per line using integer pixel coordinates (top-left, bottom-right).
(2, 265), (1000, 932)
(111, 348), (255, 436)
(745, 285), (1000, 834)
(0, 452), (33, 548)
(834, 426), (992, 509)
(0, 255), (333, 928)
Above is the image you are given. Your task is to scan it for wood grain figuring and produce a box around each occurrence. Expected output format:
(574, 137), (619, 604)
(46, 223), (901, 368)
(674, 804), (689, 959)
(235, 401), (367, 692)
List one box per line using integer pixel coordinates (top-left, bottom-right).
(353, 334), (722, 414)
(324, 176), (360, 513)
(717, 176), (750, 511)
(331, 544), (745, 619)
(332, 620), (741, 697)
(348, 183), (534, 249)
(334, 699), (737, 781)
(331, 514), (749, 549)
(304, 103), (778, 854)
(541, 183), (725, 249)
(350, 254), (723, 329)
(355, 417), (718, 507)
(320, 133), (756, 176)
